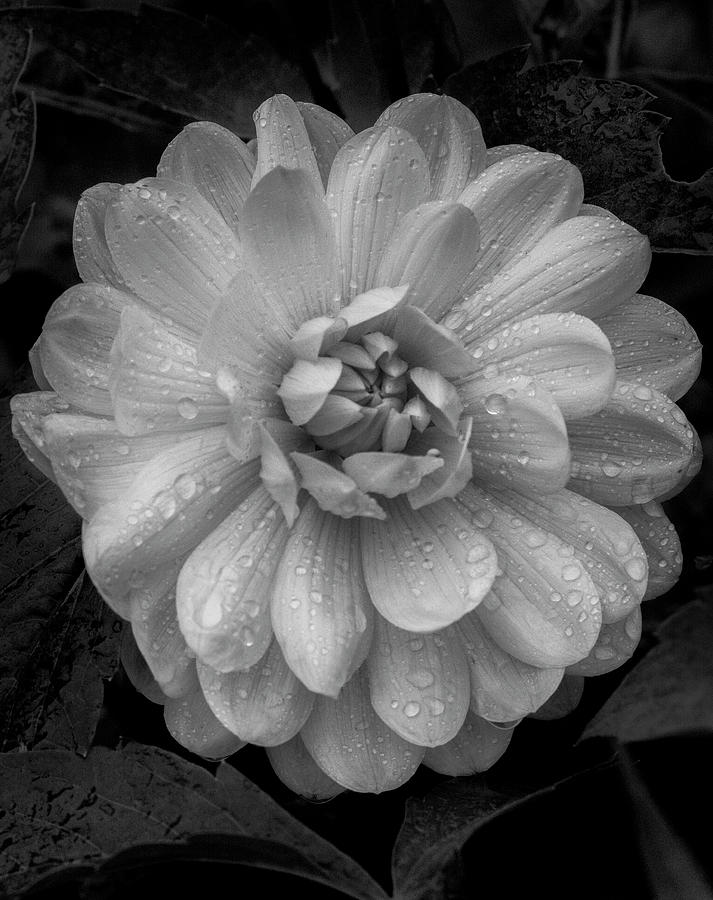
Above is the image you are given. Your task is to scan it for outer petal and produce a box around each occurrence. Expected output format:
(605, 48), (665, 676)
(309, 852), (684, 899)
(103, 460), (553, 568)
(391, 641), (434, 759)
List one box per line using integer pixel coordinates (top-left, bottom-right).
(459, 375), (571, 493)
(129, 559), (195, 698)
(266, 734), (345, 800)
(120, 628), (168, 705)
(616, 502), (682, 601)
(176, 485), (288, 673)
(567, 380), (701, 506)
(10, 391), (72, 482)
(444, 216), (651, 339)
(567, 607), (641, 676)
(105, 178), (240, 335)
(488, 487), (647, 624)
(271, 498), (373, 696)
(38, 283), (130, 416)
(457, 151), (583, 292)
(196, 640), (315, 746)
(374, 201), (480, 321)
(251, 94), (323, 191)
(43, 414), (178, 519)
(360, 495), (498, 632)
(423, 709), (514, 775)
(595, 294), (702, 401)
(296, 101), (355, 188)
(164, 679), (247, 759)
(110, 306), (228, 435)
(300, 668), (425, 793)
(457, 483), (602, 668)
(326, 125), (429, 299)
(367, 617), (470, 747)
(376, 93), (486, 200)
(529, 674), (584, 720)
(157, 121), (255, 232)
(456, 610), (564, 721)
(239, 167), (341, 329)
(73, 183), (128, 289)
(83, 427), (259, 606)
(464, 312), (616, 419)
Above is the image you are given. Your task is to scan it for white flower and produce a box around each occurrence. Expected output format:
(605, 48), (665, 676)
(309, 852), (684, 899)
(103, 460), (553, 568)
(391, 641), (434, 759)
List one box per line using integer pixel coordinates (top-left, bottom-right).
(12, 93), (701, 796)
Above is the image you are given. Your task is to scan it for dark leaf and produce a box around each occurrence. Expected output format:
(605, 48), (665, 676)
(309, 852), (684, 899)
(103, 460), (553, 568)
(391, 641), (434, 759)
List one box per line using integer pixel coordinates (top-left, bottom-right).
(0, 17), (34, 284)
(0, 743), (385, 899)
(582, 600), (713, 742)
(0, 4), (312, 138)
(443, 47), (713, 252)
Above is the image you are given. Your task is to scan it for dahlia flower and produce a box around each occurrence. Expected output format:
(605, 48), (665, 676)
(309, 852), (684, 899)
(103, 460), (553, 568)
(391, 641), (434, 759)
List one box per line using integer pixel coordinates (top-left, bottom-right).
(12, 93), (701, 796)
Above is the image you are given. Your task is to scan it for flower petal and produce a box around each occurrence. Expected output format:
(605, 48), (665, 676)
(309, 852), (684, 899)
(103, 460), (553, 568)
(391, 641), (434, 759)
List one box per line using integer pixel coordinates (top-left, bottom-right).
(240, 166), (341, 329)
(300, 668), (425, 793)
(464, 312), (616, 419)
(196, 639), (315, 745)
(374, 201), (480, 321)
(73, 183), (128, 289)
(251, 94), (323, 191)
(129, 560), (195, 698)
(422, 709), (514, 775)
(444, 215), (651, 339)
(110, 306), (228, 435)
(409, 367), (463, 434)
(567, 380), (701, 505)
(28, 339), (52, 391)
(258, 423), (302, 527)
(276, 357), (344, 428)
(296, 101), (355, 188)
(367, 617), (470, 747)
(83, 427), (259, 606)
(529, 674), (584, 720)
(459, 375), (570, 493)
(360, 495), (498, 632)
(484, 143), (534, 166)
(406, 421), (473, 508)
(120, 628), (168, 704)
(456, 610), (564, 720)
(105, 178), (240, 335)
(291, 452), (386, 520)
(38, 283), (130, 416)
(164, 679), (247, 759)
(10, 391), (72, 483)
(43, 414), (178, 519)
(376, 93), (486, 199)
(271, 498), (373, 696)
(266, 734), (345, 799)
(392, 305), (478, 378)
(176, 484), (288, 673)
(457, 151), (583, 292)
(456, 483), (602, 667)
(594, 294), (702, 401)
(489, 487), (648, 624)
(326, 125), (429, 299)
(342, 451), (443, 498)
(616, 502), (682, 601)
(157, 122), (254, 232)
(567, 607), (641, 676)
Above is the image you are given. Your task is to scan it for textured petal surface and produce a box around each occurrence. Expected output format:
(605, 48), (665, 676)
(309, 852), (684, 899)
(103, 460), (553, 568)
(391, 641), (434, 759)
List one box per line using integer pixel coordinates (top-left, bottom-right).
(105, 178), (240, 335)
(110, 306), (228, 435)
(176, 485), (288, 672)
(457, 483), (602, 667)
(568, 380), (700, 505)
(464, 312), (616, 419)
(39, 283), (130, 415)
(423, 709), (514, 775)
(368, 617), (470, 747)
(10, 391), (72, 483)
(158, 121), (255, 232)
(300, 668), (425, 793)
(376, 93), (486, 199)
(458, 150), (583, 292)
(457, 611), (564, 720)
(360, 495), (497, 632)
(393, 306), (477, 378)
(296, 101), (355, 188)
(616, 502), (682, 601)
(271, 499), (373, 696)
(73, 183), (128, 289)
(567, 607), (641, 676)
(196, 640), (314, 746)
(266, 734), (345, 800)
(326, 125), (429, 298)
(251, 94), (323, 191)
(595, 294), (702, 401)
(164, 678), (247, 759)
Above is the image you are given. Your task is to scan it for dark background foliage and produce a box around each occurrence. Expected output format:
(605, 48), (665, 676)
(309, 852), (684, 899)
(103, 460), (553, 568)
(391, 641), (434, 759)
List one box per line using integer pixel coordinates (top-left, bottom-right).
(1, 1), (712, 898)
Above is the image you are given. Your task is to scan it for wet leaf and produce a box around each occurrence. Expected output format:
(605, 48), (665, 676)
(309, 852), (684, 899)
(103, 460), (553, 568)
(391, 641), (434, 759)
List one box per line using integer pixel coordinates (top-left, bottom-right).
(443, 46), (713, 252)
(0, 5), (311, 138)
(0, 16), (34, 284)
(0, 743), (386, 899)
(581, 600), (713, 742)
